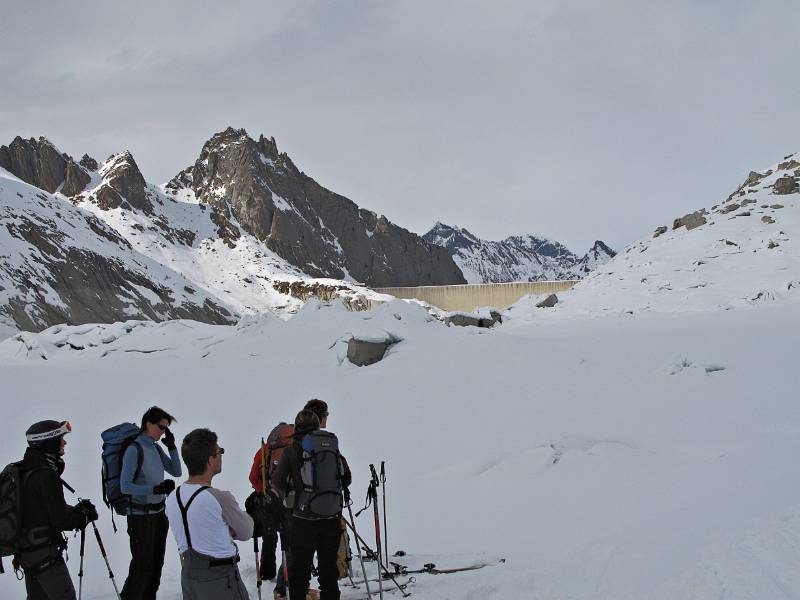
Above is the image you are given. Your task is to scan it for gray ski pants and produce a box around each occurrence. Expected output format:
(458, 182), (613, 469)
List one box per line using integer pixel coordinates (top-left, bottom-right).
(180, 549), (249, 600)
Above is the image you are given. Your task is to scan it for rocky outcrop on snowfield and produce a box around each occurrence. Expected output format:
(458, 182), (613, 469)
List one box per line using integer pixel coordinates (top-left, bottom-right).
(423, 222), (615, 283)
(166, 127), (465, 287)
(0, 168), (234, 333)
(543, 151), (800, 316)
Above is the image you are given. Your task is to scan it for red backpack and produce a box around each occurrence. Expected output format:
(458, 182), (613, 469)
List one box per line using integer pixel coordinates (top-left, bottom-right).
(249, 422), (295, 492)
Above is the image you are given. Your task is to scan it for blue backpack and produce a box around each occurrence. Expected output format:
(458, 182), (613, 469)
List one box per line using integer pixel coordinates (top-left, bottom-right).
(101, 423), (143, 517)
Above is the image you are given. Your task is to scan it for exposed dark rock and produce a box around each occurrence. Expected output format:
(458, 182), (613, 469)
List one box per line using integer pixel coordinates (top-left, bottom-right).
(1, 211), (233, 333)
(62, 161), (90, 196)
(762, 216), (776, 224)
(445, 313), (481, 327)
(101, 152), (153, 213)
(719, 203), (740, 214)
(744, 171), (765, 186)
(773, 176), (798, 195)
(736, 211), (751, 217)
(653, 226), (668, 238)
(771, 204), (785, 209)
(0, 136), (67, 193)
(79, 154), (99, 171)
(347, 337), (396, 366)
(168, 127), (465, 287)
(95, 185), (125, 211)
(768, 240), (779, 249)
(673, 210), (707, 231)
(778, 159), (800, 171)
(536, 293), (559, 308)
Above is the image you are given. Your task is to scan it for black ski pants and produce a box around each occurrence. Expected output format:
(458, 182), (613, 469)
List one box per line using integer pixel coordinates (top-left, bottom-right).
(288, 516), (340, 600)
(121, 511), (169, 600)
(22, 551), (76, 600)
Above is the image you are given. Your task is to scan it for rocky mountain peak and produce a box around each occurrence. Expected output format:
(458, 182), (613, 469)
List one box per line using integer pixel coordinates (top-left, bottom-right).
(165, 128), (465, 286)
(0, 135), (68, 193)
(93, 151), (152, 213)
(79, 154), (99, 171)
(0, 135), (93, 197)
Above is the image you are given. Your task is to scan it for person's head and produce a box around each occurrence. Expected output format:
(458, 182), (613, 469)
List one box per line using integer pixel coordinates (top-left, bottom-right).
(140, 406), (176, 441)
(294, 409), (320, 437)
(303, 399), (329, 428)
(26, 420), (71, 456)
(181, 428), (224, 478)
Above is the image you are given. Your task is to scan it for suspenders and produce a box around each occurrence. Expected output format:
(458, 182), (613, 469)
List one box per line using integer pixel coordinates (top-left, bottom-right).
(175, 485), (209, 550)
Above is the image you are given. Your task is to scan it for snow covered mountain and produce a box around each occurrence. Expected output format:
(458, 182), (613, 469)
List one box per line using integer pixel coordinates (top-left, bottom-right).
(0, 166), (234, 339)
(0, 130), (458, 335)
(423, 222), (615, 283)
(539, 152), (800, 317)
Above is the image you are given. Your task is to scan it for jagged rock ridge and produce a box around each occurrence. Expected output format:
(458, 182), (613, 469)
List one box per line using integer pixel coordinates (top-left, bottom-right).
(423, 222), (615, 283)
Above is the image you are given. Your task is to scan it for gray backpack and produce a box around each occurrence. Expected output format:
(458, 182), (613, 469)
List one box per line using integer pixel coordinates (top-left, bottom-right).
(295, 431), (343, 519)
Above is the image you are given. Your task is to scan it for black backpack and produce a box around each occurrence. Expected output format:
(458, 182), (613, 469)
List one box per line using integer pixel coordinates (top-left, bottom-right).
(0, 462), (45, 574)
(295, 431), (344, 519)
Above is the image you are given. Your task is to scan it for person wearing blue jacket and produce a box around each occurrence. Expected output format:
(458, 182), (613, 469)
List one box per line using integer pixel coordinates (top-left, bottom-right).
(119, 406), (181, 600)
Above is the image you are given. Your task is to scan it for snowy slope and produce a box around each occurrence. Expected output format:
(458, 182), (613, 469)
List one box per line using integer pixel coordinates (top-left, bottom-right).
(423, 222), (615, 283)
(532, 154), (800, 317)
(0, 167), (234, 333)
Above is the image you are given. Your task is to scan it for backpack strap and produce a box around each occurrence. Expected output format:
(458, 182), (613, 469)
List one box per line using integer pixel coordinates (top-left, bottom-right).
(175, 485), (209, 550)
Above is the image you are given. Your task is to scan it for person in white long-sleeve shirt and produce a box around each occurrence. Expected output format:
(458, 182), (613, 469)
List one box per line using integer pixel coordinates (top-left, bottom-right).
(166, 428), (253, 600)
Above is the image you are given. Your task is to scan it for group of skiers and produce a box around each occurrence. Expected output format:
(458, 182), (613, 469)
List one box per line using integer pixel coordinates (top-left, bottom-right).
(3, 399), (352, 600)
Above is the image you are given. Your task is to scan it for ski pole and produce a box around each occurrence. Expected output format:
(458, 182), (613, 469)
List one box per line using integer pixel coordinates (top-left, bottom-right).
(254, 536), (262, 600)
(61, 480), (122, 600)
(368, 465), (384, 600)
(282, 548), (291, 600)
(345, 489), (372, 599)
(78, 527), (85, 600)
(90, 521), (122, 600)
(342, 516), (410, 597)
(380, 461), (388, 566)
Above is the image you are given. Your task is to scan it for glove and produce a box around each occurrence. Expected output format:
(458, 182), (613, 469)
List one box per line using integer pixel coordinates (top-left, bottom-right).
(153, 479), (176, 495)
(77, 499), (98, 526)
(161, 428), (176, 450)
(245, 491), (281, 537)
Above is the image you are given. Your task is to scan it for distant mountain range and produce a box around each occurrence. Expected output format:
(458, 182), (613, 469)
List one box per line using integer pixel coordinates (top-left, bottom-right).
(423, 222), (615, 283)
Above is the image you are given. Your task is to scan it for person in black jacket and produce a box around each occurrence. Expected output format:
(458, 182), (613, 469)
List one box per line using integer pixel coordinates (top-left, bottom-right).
(18, 420), (98, 600)
(272, 410), (351, 600)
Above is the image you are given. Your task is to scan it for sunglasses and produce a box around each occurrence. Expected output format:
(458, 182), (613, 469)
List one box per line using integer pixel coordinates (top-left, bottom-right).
(156, 423), (169, 431)
(215, 447), (225, 457)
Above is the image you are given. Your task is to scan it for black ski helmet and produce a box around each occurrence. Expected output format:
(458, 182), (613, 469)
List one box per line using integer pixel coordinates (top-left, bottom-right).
(26, 420), (71, 454)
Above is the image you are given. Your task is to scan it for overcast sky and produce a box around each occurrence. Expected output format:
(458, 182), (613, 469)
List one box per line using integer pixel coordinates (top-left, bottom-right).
(1, 1), (799, 252)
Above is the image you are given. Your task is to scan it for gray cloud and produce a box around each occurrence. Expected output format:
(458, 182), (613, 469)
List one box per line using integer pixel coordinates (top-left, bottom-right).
(1, 0), (798, 252)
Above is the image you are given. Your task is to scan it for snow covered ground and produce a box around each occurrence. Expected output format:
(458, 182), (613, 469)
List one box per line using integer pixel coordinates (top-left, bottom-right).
(1, 294), (799, 599)
(1, 151), (799, 598)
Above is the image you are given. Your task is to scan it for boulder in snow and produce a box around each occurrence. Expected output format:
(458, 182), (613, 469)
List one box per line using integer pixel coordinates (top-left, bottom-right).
(536, 294), (559, 308)
(673, 210), (707, 231)
(347, 337), (396, 366)
(773, 176), (798, 195)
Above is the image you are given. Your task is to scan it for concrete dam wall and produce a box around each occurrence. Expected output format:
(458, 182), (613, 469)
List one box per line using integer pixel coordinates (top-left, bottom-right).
(374, 280), (578, 313)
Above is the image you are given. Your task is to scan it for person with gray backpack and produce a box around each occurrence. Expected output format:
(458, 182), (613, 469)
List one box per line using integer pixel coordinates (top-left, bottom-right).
(272, 410), (351, 600)
(113, 407), (181, 600)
